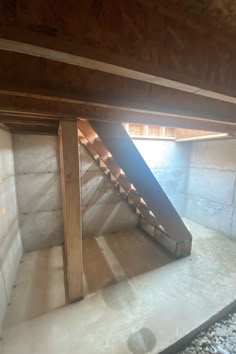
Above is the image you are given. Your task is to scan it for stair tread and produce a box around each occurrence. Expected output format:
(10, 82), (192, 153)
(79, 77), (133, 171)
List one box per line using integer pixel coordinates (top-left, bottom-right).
(138, 202), (151, 217)
(105, 158), (121, 178)
(92, 139), (109, 160)
(117, 175), (131, 191)
(127, 189), (141, 205)
(78, 120), (97, 142)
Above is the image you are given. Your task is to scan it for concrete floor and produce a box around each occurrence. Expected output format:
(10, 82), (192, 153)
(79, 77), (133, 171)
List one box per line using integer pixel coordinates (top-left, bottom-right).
(83, 229), (173, 294)
(3, 246), (65, 329)
(2, 219), (236, 354)
(3, 229), (173, 327)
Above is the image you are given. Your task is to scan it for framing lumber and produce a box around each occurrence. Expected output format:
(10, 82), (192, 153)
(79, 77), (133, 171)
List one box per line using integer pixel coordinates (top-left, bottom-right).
(0, 47), (235, 123)
(0, 22), (235, 103)
(0, 48), (235, 127)
(175, 129), (230, 142)
(59, 120), (83, 302)
(0, 91), (236, 134)
(0, 95), (235, 134)
(1, 35), (233, 102)
(6, 123), (58, 135)
(0, 116), (58, 126)
(1, 82), (236, 125)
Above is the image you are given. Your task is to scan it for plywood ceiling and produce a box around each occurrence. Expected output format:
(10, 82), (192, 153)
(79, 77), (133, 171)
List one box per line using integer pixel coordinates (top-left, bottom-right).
(173, 0), (236, 28)
(137, 0), (236, 33)
(1, 0), (236, 33)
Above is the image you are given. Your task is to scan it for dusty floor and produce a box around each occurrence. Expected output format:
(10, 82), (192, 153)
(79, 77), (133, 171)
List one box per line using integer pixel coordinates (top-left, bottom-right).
(3, 246), (65, 329)
(2, 219), (236, 354)
(83, 229), (173, 294)
(3, 229), (173, 327)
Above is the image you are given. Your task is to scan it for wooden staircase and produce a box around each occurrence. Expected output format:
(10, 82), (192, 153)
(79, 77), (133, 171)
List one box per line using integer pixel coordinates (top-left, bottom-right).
(78, 119), (192, 258)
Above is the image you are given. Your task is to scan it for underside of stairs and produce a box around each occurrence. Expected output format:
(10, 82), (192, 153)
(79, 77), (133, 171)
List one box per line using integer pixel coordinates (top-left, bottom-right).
(78, 119), (192, 258)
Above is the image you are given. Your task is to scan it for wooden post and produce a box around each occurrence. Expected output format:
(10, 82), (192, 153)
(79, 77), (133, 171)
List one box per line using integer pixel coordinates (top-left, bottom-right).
(59, 120), (83, 302)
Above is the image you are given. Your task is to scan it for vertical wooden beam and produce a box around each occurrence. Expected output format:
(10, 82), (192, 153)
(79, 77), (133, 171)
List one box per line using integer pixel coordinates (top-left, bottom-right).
(59, 120), (83, 302)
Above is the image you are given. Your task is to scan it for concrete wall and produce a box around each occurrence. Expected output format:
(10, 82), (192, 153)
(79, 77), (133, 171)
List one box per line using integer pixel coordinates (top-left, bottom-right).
(185, 139), (236, 239)
(0, 126), (23, 334)
(13, 134), (64, 251)
(13, 134), (138, 251)
(133, 139), (191, 216)
(81, 146), (138, 238)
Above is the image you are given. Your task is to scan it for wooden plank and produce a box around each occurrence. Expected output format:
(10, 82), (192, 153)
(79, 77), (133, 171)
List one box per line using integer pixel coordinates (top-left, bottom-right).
(59, 120), (83, 302)
(6, 123), (58, 135)
(92, 139), (109, 160)
(0, 115), (59, 126)
(176, 128), (221, 140)
(0, 25), (236, 103)
(127, 189), (141, 206)
(117, 175), (132, 192)
(0, 37), (212, 98)
(138, 202), (151, 218)
(175, 128), (229, 142)
(0, 54), (236, 125)
(105, 157), (121, 179)
(0, 93), (235, 133)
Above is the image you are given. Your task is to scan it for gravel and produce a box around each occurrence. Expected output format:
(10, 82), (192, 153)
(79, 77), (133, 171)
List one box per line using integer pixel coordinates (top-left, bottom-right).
(178, 312), (236, 354)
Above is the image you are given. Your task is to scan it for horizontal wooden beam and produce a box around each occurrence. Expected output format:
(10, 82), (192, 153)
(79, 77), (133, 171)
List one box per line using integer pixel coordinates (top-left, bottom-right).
(0, 115), (59, 126)
(0, 93), (235, 134)
(176, 134), (230, 143)
(0, 110), (67, 120)
(0, 35), (233, 104)
(0, 21), (235, 103)
(176, 129), (219, 140)
(0, 113), (59, 134)
(6, 123), (58, 135)
(0, 50), (235, 125)
(175, 128), (231, 142)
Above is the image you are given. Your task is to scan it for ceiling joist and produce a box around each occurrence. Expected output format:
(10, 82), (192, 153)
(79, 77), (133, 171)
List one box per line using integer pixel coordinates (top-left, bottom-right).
(0, 29), (235, 104)
(0, 93), (235, 134)
(0, 0), (235, 133)
(0, 50), (235, 127)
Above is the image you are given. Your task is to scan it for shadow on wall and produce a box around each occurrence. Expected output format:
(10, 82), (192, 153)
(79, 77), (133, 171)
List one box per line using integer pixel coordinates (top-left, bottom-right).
(82, 199), (138, 238)
(80, 145), (138, 238)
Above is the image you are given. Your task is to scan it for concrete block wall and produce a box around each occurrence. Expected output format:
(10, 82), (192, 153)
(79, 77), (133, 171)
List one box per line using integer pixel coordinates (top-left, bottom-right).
(133, 139), (191, 216)
(0, 126), (23, 334)
(185, 139), (236, 239)
(13, 134), (138, 251)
